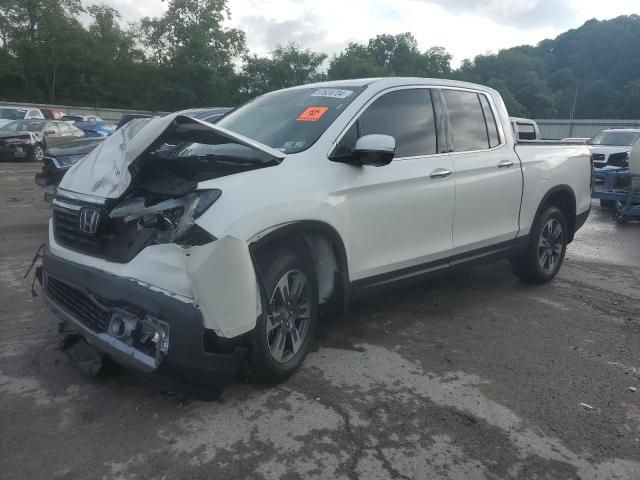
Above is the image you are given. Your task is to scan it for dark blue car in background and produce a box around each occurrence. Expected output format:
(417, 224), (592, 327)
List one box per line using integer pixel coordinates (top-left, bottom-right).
(74, 120), (117, 137)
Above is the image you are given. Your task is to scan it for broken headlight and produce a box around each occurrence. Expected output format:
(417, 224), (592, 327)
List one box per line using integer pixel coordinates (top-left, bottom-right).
(108, 189), (221, 247)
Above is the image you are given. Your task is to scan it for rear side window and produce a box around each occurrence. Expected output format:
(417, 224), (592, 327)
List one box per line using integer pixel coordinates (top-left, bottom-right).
(443, 90), (490, 152)
(335, 89), (438, 158)
(479, 94), (501, 148)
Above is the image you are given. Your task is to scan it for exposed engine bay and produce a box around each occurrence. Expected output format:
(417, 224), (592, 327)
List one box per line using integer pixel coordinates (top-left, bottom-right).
(53, 116), (282, 262)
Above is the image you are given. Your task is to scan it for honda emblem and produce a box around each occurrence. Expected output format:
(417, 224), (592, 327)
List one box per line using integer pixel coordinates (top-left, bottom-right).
(78, 208), (101, 234)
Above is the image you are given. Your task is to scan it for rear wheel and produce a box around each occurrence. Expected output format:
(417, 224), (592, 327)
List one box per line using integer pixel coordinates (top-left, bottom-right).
(511, 206), (567, 284)
(249, 246), (318, 384)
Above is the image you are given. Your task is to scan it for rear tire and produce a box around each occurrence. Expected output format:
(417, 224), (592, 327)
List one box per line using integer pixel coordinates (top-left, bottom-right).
(511, 206), (568, 284)
(249, 246), (318, 384)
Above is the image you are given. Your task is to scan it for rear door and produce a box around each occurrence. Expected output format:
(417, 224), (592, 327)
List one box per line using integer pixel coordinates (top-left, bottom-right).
(331, 88), (456, 285)
(441, 88), (522, 254)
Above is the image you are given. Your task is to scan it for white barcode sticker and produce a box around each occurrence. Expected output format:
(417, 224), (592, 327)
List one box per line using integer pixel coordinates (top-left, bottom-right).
(311, 89), (354, 99)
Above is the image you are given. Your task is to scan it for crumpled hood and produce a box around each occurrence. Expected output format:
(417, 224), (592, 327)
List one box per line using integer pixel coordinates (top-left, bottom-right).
(58, 112), (285, 200)
(0, 131), (38, 143)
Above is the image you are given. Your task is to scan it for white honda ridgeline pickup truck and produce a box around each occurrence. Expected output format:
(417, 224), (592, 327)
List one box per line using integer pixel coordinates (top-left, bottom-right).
(39, 78), (592, 388)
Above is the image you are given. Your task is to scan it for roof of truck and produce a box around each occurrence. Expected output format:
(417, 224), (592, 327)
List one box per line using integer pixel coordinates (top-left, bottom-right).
(284, 77), (498, 94)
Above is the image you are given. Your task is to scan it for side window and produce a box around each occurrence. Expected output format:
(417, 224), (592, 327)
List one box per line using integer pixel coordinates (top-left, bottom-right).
(442, 90), (490, 152)
(479, 94), (501, 148)
(334, 89), (438, 159)
(46, 123), (59, 133)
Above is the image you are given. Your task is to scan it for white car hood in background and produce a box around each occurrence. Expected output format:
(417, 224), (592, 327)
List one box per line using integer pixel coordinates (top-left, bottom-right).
(588, 145), (631, 157)
(58, 113), (285, 200)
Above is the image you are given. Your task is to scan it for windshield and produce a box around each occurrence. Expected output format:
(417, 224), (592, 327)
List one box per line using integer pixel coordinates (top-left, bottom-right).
(0, 108), (28, 120)
(165, 141), (274, 164)
(61, 116), (83, 122)
(216, 86), (366, 154)
(588, 131), (640, 146)
(0, 120), (46, 132)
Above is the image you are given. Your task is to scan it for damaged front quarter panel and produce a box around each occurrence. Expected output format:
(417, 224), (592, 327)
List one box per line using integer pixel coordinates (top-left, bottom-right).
(185, 235), (259, 338)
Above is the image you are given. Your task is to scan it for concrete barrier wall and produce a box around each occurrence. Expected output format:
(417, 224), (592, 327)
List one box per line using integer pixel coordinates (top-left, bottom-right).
(0, 101), (165, 121)
(535, 119), (640, 140)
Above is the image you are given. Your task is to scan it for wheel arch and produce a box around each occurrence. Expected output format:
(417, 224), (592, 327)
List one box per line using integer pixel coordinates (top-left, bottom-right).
(248, 220), (351, 317)
(534, 185), (577, 242)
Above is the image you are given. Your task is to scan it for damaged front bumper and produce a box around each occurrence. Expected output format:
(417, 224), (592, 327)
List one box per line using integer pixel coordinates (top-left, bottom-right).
(40, 246), (247, 387)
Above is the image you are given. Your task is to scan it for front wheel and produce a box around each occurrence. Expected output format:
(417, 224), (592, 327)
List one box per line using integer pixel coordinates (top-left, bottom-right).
(249, 246), (318, 384)
(511, 206), (568, 284)
(29, 143), (44, 162)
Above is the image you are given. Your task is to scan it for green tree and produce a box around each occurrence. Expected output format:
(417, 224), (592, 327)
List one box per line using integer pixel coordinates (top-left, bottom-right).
(139, 0), (245, 109)
(328, 33), (451, 80)
(239, 43), (327, 98)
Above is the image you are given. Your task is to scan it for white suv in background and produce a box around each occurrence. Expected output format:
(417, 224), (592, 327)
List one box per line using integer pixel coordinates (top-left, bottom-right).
(0, 106), (45, 128)
(588, 128), (640, 169)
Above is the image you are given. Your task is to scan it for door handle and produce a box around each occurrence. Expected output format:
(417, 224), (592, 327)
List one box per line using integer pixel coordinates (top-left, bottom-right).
(430, 168), (453, 179)
(498, 160), (514, 168)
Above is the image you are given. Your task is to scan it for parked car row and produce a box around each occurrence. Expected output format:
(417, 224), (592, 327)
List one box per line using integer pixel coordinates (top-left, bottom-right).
(0, 104), (154, 136)
(0, 120), (85, 162)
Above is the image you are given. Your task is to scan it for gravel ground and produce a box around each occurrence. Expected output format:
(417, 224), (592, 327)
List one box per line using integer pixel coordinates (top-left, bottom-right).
(1, 162), (639, 480)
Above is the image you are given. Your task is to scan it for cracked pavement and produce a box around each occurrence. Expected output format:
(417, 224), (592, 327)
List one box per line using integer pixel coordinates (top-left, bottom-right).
(1, 163), (639, 479)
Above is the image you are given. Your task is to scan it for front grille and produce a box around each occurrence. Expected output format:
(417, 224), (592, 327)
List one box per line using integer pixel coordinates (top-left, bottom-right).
(592, 153), (605, 161)
(45, 275), (110, 332)
(53, 205), (105, 256)
(608, 152), (629, 167)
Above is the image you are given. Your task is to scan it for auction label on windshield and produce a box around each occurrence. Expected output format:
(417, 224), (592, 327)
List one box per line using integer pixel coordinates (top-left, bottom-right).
(297, 106), (329, 122)
(311, 89), (353, 99)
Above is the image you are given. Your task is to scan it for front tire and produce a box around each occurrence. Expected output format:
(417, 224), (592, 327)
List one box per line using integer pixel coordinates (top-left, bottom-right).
(29, 143), (44, 162)
(249, 246), (318, 384)
(511, 206), (568, 284)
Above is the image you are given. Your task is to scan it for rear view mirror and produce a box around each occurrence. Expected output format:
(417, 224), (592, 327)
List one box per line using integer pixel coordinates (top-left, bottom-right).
(353, 134), (396, 167)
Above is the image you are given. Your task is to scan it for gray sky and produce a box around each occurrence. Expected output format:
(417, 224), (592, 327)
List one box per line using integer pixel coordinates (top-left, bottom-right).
(95, 0), (639, 65)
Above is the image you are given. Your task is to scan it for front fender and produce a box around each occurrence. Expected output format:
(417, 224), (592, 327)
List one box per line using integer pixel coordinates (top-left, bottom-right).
(185, 235), (259, 338)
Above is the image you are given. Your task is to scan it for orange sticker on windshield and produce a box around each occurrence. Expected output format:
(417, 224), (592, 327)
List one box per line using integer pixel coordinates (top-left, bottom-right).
(297, 106), (329, 122)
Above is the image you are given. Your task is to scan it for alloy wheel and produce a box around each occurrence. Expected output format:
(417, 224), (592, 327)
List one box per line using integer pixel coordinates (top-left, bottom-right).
(266, 269), (311, 363)
(537, 218), (563, 273)
(34, 145), (44, 161)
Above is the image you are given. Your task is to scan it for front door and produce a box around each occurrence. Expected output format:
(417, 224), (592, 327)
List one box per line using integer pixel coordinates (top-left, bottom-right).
(330, 88), (456, 285)
(43, 123), (62, 147)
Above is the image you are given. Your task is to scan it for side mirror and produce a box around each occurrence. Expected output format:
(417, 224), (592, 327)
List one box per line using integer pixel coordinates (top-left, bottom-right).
(352, 134), (396, 166)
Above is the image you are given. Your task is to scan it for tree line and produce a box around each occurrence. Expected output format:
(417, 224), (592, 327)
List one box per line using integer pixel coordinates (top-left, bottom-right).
(1, 0), (639, 119)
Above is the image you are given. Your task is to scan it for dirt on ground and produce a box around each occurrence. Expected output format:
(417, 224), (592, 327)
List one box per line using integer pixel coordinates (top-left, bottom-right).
(1, 162), (639, 479)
